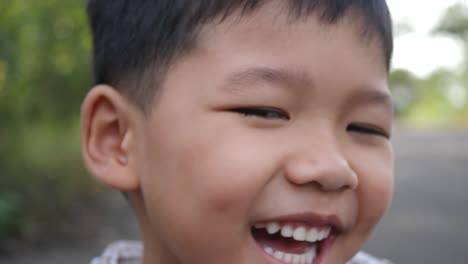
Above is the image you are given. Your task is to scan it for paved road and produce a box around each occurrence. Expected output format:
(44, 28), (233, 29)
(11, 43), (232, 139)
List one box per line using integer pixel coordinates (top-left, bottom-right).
(365, 127), (468, 263)
(2, 127), (467, 264)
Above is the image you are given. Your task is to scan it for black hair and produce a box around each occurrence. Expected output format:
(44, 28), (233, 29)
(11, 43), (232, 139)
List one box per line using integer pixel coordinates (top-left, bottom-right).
(87, 0), (393, 111)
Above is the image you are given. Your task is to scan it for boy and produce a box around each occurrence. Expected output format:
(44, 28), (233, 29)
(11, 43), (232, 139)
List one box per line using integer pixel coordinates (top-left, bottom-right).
(81, 0), (395, 263)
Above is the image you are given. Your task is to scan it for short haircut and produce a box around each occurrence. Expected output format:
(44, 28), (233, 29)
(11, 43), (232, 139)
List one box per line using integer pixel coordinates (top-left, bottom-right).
(87, 0), (393, 112)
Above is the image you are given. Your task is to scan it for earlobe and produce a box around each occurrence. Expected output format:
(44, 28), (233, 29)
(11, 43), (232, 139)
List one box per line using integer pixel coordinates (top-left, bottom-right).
(81, 85), (140, 191)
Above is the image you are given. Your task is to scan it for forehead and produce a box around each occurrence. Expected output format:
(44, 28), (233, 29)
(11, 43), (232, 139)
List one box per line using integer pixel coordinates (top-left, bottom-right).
(185, 2), (389, 97)
(194, 2), (387, 77)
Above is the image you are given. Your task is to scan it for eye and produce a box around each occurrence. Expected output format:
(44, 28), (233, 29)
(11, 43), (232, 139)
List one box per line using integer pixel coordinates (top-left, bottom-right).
(230, 107), (290, 120)
(347, 123), (389, 138)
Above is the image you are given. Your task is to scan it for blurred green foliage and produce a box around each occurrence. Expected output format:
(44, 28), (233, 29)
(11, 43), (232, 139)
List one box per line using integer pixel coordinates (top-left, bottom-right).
(393, 3), (468, 127)
(0, 0), (98, 242)
(0, 0), (468, 244)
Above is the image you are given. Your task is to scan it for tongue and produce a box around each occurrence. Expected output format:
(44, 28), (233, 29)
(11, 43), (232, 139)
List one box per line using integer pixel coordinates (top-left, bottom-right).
(252, 229), (310, 254)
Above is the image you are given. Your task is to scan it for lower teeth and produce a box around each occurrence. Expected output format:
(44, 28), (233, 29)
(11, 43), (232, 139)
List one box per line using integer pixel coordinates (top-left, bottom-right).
(264, 245), (316, 264)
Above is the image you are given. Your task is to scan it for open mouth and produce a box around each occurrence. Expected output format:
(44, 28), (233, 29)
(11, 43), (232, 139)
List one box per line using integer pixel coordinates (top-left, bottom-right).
(251, 222), (338, 264)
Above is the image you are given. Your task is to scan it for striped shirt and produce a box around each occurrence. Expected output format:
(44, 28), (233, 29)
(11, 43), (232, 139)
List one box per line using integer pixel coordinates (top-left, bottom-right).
(91, 241), (394, 264)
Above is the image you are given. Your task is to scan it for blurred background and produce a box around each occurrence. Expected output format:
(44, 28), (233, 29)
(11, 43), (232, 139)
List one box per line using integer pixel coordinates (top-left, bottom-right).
(0, 0), (467, 263)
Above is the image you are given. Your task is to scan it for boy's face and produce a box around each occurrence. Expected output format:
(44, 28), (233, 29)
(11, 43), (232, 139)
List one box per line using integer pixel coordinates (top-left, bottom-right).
(132, 5), (393, 264)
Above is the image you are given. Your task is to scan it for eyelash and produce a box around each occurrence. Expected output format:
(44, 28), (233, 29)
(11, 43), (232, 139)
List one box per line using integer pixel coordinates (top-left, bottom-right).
(230, 107), (389, 138)
(347, 124), (389, 138)
(230, 107), (290, 120)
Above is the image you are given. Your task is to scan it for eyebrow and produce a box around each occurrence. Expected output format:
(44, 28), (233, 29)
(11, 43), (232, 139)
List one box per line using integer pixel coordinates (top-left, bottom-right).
(349, 89), (394, 114)
(223, 66), (313, 93)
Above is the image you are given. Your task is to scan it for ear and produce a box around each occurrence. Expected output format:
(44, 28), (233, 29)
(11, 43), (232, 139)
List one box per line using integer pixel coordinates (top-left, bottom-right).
(81, 85), (140, 191)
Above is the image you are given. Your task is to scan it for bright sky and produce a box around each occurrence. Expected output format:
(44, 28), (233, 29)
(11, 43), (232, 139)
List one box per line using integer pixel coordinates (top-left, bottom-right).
(388, 0), (467, 77)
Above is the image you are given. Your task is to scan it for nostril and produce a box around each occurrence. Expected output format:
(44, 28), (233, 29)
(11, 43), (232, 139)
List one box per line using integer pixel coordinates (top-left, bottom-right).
(316, 179), (349, 192)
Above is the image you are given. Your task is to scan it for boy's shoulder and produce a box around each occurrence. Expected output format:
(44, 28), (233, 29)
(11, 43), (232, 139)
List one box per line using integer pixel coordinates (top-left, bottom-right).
(90, 241), (395, 264)
(348, 251), (395, 264)
(90, 241), (142, 264)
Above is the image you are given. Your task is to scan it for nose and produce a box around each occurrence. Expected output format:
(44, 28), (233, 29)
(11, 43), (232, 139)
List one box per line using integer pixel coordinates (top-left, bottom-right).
(284, 146), (358, 192)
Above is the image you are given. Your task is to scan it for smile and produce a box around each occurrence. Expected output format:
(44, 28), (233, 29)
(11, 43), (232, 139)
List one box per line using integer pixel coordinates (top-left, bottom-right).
(251, 216), (342, 264)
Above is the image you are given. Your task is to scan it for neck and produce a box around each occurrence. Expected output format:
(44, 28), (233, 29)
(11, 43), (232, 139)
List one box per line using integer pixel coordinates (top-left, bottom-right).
(130, 192), (180, 264)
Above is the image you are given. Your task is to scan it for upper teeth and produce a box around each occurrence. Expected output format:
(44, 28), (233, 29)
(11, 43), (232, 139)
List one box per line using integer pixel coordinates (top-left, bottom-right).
(255, 222), (331, 243)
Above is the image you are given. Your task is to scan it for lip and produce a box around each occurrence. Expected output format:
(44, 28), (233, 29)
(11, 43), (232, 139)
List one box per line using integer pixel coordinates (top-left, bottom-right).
(254, 212), (345, 232)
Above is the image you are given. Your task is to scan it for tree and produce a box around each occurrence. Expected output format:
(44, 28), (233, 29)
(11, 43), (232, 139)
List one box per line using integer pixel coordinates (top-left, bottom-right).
(0, 0), (98, 242)
(390, 3), (468, 126)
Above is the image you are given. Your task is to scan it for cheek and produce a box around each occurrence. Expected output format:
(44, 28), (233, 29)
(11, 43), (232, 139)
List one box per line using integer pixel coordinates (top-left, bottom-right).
(360, 168), (394, 222)
(140, 121), (277, 226)
(355, 149), (394, 230)
(177, 134), (275, 218)
(136, 124), (278, 262)
(334, 148), (393, 262)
